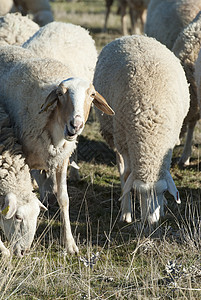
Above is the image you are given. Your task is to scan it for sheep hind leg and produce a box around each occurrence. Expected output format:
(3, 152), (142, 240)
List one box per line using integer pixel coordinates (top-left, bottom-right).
(117, 152), (132, 223)
(56, 159), (78, 254)
(178, 120), (197, 167)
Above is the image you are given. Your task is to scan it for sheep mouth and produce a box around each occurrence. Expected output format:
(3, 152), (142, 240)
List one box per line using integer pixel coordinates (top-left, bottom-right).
(65, 126), (77, 141)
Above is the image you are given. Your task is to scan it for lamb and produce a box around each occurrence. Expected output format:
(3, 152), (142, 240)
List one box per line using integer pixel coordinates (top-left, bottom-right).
(145, 0), (201, 50)
(93, 35), (190, 225)
(0, 45), (114, 254)
(0, 13), (39, 46)
(0, 103), (47, 257)
(13, 0), (54, 26)
(172, 12), (201, 166)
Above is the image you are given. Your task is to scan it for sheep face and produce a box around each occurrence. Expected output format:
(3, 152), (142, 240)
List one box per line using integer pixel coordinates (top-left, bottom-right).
(0, 193), (46, 257)
(40, 77), (114, 142)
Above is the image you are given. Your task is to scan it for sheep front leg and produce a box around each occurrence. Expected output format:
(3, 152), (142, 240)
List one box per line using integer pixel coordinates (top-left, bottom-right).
(56, 159), (78, 254)
(0, 237), (10, 257)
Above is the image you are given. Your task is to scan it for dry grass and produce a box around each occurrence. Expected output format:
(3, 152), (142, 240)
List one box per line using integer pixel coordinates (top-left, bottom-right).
(0, 1), (201, 299)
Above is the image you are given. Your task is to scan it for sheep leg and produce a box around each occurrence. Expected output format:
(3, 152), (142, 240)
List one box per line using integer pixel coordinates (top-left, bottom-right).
(103, 0), (114, 32)
(0, 237), (10, 257)
(179, 120), (197, 166)
(117, 152), (132, 223)
(120, 0), (128, 35)
(56, 159), (78, 254)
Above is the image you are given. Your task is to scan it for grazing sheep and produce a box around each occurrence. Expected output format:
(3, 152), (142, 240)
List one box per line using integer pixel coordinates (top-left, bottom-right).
(0, 0), (14, 16)
(145, 0), (201, 50)
(0, 104), (47, 257)
(0, 13), (39, 46)
(172, 12), (201, 166)
(0, 45), (114, 254)
(23, 21), (97, 82)
(13, 0), (54, 26)
(93, 35), (190, 225)
(23, 21), (98, 192)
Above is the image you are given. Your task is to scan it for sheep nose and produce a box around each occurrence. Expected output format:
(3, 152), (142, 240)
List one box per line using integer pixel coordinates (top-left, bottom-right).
(70, 115), (83, 132)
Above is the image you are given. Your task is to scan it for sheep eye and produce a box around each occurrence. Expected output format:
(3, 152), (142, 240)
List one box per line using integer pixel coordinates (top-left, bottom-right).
(15, 215), (22, 222)
(91, 92), (95, 98)
(57, 92), (63, 97)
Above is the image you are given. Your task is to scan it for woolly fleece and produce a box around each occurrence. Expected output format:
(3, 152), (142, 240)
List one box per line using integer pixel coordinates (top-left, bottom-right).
(0, 13), (39, 46)
(23, 21), (97, 81)
(145, 0), (201, 49)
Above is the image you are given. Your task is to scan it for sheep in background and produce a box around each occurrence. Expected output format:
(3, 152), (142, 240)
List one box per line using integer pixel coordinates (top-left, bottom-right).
(121, 0), (149, 35)
(23, 21), (98, 195)
(0, 104), (47, 257)
(13, 0), (54, 26)
(103, 0), (115, 33)
(103, 0), (149, 34)
(172, 12), (201, 166)
(0, 13), (39, 46)
(145, 0), (201, 167)
(145, 0), (201, 50)
(94, 35), (189, 225)
(0, 45), (114, 254)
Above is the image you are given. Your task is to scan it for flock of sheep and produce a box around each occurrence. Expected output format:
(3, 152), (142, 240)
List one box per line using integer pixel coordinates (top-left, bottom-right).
(0, 0), (201, 258)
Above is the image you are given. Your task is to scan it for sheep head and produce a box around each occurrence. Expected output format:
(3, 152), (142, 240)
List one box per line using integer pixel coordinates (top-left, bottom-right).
(40, 77), (114, 141)
(0, 192), (47, 257)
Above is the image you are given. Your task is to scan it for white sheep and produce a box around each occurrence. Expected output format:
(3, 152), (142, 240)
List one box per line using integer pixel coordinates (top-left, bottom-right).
(23, 21), (98, 193)
(93, 35), (190, 225)
(145, 0), (201, 50)
(172, 11), (201, 166)
(0, 13), (39, 46)
(0, 45), (114, 254)
(0, 104), (47, 257)
(13, 0), (54, 26)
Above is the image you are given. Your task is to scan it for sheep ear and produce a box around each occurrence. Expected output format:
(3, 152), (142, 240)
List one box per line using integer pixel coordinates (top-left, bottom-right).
(92, 91), (115, 115)
(166, 171), (181, 204)
(1, 193), (17, 219)
(39, 89), (58, 114)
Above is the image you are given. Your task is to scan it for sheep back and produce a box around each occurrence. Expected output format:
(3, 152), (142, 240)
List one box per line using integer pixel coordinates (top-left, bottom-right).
(94, 35), (190, 183)
(0, 13), (39, 46)
(23, 22), (97, 81)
